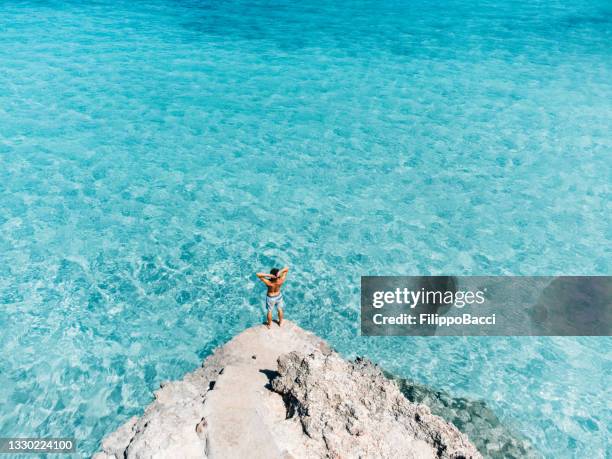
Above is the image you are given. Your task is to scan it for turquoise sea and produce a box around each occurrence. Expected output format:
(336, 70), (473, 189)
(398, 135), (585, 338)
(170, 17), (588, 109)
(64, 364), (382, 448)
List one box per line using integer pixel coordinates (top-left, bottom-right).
(0, 0), (610, 457)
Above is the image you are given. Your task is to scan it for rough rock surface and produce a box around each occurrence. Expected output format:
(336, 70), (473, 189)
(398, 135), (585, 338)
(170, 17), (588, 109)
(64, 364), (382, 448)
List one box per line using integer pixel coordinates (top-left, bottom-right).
(95, 321), (481, 459)
(271, 352), (480, 459)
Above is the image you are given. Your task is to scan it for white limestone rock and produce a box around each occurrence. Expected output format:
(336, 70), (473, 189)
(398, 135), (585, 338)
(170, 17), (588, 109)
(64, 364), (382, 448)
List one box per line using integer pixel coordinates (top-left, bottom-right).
(96, 321), (481, 459)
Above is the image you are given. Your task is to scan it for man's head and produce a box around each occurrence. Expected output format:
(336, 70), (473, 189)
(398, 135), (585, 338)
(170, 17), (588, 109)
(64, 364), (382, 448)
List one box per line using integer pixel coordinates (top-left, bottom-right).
(270, 268), (280, 279)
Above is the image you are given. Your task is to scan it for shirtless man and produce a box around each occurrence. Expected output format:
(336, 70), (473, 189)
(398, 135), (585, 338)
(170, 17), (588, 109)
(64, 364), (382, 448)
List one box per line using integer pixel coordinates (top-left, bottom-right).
(256, 267), (289, 328)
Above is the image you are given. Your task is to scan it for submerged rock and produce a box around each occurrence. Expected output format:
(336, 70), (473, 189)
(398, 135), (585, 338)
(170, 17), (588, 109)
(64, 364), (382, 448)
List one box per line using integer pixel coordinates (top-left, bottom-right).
(395, 379), (539, 458)
(95, 321), (481, 459)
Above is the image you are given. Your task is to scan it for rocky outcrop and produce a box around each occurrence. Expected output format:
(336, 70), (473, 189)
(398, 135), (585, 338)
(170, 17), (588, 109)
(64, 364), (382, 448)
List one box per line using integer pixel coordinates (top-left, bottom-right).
(95, 321), (481, 459)
(271, 352), (480, 459)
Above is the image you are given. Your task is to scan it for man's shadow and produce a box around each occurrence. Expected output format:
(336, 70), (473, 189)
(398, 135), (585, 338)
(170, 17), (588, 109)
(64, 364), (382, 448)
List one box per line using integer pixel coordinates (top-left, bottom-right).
(259, 369), (280, 391)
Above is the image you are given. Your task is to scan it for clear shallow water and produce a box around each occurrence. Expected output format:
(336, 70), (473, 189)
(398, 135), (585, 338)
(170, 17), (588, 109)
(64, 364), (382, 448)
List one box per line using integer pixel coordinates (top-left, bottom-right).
(0, 0), (610, 457)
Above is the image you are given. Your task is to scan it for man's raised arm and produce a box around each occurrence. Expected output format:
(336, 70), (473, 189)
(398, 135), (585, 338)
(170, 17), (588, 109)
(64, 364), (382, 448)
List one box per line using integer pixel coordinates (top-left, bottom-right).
(256, 272), (272, 285)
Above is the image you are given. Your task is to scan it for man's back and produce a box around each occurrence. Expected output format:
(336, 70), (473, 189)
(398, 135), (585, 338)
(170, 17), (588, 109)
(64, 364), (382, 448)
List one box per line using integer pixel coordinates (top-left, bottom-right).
(256, 267), (289, 328)
(266, 277), (284, 296)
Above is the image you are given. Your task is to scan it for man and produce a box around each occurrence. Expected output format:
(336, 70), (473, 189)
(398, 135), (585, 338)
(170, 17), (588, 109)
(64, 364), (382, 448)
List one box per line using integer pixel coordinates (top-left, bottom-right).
(256, 266), (289, 328)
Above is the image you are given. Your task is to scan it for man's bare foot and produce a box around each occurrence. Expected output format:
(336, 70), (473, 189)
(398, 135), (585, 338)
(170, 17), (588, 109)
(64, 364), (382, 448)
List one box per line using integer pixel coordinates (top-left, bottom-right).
(265, 322), (271, 329)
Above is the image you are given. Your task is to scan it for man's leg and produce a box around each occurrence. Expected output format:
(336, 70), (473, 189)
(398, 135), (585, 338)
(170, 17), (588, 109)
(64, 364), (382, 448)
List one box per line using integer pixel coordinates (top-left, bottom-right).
(277, 307), (283, 326)
(266, 309), (272, 328)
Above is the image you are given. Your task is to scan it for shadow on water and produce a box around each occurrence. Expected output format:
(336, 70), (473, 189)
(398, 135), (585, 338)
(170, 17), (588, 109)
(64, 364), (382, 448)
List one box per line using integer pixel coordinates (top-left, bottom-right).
(529, 276), (612, 336)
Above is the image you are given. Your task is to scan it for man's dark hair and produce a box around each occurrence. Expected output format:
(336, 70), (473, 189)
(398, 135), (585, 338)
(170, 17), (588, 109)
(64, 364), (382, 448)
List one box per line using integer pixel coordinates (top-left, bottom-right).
(270, 268), (280, 277)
